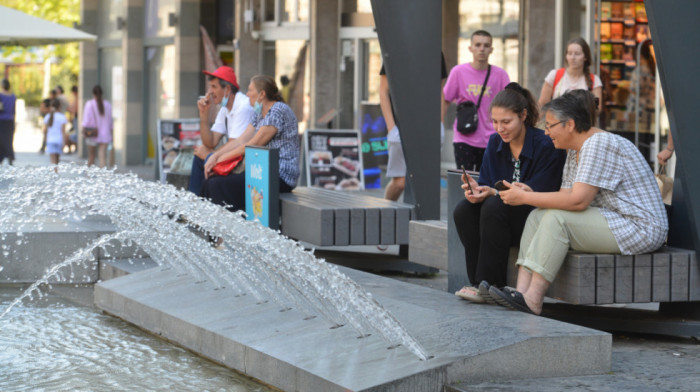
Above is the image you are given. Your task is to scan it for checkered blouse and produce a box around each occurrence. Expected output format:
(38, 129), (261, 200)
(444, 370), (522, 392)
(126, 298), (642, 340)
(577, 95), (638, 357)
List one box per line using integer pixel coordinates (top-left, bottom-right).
(251, 101), (300, 187)
(561, 132), (668, 254)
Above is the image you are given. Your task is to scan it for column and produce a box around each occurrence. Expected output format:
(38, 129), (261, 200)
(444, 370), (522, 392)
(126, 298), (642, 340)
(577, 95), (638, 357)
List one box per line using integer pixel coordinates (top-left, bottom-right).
(310, 0), (340, 128)
(522, 0), (556, 92)
(79, 0), (99, 158)
(175, 0), (201, 118)
(235, 0), (262, 90)
(122, 0), (145, 165)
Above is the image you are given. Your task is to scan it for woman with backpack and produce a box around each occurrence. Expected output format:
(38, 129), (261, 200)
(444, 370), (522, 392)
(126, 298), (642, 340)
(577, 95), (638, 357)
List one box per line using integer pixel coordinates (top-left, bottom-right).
(538, 37), (603, 116)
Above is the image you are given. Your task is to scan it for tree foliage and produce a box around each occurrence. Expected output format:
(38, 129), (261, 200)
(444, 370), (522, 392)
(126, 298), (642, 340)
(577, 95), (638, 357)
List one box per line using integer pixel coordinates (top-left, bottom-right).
(1, 0), (81, 106)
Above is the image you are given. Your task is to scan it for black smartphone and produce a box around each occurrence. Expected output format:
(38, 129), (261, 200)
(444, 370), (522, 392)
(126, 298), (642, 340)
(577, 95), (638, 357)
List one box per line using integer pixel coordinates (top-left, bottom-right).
(494, 180), (508, 191)
(461, 165), (474, 194)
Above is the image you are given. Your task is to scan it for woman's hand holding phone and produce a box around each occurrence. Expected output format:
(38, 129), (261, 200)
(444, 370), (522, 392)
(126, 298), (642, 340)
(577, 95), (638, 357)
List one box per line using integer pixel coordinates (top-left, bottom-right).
(461, 165), (489, 203)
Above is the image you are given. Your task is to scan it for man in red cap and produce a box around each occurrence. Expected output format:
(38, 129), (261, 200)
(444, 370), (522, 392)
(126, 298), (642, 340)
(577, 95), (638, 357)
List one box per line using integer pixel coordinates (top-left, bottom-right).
(189, 66), (255, 194)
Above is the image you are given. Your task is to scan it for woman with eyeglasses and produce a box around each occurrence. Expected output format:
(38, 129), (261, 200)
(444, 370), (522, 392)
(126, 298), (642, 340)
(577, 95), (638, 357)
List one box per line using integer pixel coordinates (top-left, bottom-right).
(491, 89), (668, 315)
(453, 82), (566, 304)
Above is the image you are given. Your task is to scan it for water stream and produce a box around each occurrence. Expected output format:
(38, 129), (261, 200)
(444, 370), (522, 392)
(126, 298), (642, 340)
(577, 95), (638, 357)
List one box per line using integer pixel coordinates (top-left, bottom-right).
(0, 164), (429, 360)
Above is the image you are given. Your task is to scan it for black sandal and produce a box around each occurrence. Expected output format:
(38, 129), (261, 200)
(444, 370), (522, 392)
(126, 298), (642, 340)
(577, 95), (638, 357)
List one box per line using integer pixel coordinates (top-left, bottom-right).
(488, 286), (536, 315)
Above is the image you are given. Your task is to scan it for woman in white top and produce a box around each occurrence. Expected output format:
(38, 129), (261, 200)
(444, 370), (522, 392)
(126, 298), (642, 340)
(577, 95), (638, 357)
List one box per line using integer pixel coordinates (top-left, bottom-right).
(43, 99), (68, 165)
(538, 37), (603, 115)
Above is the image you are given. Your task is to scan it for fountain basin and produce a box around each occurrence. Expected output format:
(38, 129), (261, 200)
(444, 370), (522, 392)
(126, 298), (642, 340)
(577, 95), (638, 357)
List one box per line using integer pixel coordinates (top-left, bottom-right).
(95, 266), (612, 391)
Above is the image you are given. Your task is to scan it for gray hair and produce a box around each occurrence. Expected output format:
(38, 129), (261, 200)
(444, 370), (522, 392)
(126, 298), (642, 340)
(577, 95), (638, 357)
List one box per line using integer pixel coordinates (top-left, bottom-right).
(542, 89), (596, 133)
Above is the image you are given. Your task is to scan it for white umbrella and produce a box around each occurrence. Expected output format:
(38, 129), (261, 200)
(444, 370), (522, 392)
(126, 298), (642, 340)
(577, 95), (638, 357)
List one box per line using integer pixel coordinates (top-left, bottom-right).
(0, 5), (96, 46)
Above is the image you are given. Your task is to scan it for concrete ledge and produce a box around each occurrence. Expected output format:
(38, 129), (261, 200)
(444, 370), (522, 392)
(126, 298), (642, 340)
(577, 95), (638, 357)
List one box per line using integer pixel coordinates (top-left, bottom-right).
(95, 265), (611, 391)
(409, 220), (448, 270)
(99, 258), (159, 281)
(1, 216), (147, 284)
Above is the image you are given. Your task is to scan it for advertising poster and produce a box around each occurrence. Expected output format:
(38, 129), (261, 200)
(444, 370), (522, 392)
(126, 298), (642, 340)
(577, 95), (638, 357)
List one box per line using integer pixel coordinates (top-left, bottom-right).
(156, 118), (200, 183)
(305, 129), (364, 190)
(359, 103), (389, 189)
(245, 146), (279, 229)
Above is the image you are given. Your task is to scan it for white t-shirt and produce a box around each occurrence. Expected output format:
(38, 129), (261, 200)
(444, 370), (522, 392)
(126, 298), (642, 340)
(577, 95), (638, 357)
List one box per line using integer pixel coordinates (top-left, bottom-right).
(211, 91), (255, 139)
(44, 112), (67, 144)
(544, 69), (603, 99)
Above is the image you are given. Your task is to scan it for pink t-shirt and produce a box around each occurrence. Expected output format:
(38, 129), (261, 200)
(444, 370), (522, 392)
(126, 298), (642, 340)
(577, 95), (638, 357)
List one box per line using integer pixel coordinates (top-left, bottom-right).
(82, 99), (113, 144)
(443, 63), (510, 148)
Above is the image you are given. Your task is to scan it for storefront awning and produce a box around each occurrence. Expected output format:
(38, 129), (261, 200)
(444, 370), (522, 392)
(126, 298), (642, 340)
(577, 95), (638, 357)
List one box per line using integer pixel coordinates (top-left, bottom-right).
(0, 5), (96, 46)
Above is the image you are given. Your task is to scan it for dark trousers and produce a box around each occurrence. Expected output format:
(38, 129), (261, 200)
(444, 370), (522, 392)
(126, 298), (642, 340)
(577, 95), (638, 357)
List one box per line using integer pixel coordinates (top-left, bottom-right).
(452, 196), (533, 288)
(453, 142), (485, 172)
(200, 171), (294, 212)
(188, 154), (211, 194)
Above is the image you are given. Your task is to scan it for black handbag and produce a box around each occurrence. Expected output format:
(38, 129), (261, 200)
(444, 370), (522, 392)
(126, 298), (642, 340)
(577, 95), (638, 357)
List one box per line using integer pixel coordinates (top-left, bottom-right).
(456, 65), (491, 135)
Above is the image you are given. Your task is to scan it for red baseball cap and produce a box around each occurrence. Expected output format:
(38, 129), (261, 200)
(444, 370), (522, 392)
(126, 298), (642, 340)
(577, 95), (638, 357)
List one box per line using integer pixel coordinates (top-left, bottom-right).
(203, 66), (239, 89)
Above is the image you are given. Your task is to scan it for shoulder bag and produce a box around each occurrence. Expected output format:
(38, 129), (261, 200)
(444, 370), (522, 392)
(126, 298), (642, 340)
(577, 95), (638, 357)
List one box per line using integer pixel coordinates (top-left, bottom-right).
(82, 102), (98, 138)
(456, 65), (491, 135)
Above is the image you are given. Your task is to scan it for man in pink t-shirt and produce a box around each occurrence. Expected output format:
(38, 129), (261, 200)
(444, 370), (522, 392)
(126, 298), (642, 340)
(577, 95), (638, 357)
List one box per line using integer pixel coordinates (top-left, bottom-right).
(444, 30), (510, 171)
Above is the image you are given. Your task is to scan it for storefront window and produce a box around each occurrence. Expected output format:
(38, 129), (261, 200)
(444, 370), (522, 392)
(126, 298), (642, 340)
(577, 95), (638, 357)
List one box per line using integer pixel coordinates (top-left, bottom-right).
(281, 0), (309, 23)
(98, 0), (123, 41)
(273, 40), (309, 130)
(362, 39), (381, 104)
(597, 1), (668, 164)
(144, 0), (176, 38)
(457, 0), (520, 81)
(357, 0), (372, 13)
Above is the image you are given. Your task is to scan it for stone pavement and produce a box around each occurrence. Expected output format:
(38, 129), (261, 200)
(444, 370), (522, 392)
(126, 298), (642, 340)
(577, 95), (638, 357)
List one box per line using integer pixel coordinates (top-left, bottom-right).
(6, 117), (156, 182)
(364, 270), (700, 391)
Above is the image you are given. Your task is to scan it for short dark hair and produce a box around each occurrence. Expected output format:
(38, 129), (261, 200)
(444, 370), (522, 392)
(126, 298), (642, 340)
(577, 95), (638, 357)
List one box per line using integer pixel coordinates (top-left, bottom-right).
(542, 89), (597, 133)
(471, 30), (492, 41)
(71, 85), (78, 93)
(56, 85), (64, 94)
(2, 79), (10, 91)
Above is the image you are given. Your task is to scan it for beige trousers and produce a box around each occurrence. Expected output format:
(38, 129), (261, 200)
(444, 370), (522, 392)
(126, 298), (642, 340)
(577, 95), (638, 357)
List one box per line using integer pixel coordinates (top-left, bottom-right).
(516, 207), (621, 282)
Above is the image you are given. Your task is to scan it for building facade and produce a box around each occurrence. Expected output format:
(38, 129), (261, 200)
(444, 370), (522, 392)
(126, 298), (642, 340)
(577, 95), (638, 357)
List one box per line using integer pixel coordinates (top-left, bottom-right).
(80, 0), (667, 171)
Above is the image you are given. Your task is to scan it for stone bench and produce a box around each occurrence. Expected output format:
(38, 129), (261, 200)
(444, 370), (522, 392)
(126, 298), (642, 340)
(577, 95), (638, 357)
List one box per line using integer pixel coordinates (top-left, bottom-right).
(279, 187), (414, 247)
(505, 247), (700, 305)
(408, 220), (448, 270)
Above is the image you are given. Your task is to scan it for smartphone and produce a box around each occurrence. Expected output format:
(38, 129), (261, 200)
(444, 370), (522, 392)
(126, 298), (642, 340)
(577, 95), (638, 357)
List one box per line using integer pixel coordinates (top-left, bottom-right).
(461, 165), (474, 194)
(494, 180), (508, 191)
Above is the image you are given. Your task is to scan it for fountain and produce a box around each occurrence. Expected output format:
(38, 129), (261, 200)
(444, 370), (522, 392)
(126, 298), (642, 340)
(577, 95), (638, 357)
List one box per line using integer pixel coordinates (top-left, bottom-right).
(1, 164), (612, 391)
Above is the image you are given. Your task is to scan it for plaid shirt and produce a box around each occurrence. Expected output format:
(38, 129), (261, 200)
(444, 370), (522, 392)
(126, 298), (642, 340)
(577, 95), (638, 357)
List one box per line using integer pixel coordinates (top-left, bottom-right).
(561, 132), (668, 254)
(251, 102), (300, 187)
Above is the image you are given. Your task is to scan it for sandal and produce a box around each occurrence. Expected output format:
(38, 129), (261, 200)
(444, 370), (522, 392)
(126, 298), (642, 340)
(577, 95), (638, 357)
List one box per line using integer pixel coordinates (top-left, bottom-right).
(478, 281), (499, 306)
(488, 286), (536, 315)
(455, 286), (485, 303)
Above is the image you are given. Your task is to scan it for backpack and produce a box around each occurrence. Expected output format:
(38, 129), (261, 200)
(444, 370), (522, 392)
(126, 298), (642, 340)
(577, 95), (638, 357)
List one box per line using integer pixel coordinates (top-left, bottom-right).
(552, 67), (595, 93)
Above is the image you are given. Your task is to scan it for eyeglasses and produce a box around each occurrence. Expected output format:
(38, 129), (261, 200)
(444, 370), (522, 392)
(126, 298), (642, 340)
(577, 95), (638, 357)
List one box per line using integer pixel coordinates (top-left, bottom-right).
(544, 120), (566, 131)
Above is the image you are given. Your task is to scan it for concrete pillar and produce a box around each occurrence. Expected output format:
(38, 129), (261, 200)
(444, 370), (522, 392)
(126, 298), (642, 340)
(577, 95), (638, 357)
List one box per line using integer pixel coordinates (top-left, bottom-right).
(79, 0), (99, 158)
(442, 0), (459, 71)
(310, 0), (340, 128)
(235, 0), (262, 90)
(441, 0), (460, 164)
(122, 0), (145, 165)
(175, 0), (201, 118)
(522, 0), (556, 92)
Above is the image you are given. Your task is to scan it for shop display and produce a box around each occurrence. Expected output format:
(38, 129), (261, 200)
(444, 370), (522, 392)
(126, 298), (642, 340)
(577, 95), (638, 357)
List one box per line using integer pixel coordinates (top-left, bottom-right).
(598, 0), (652, 133)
